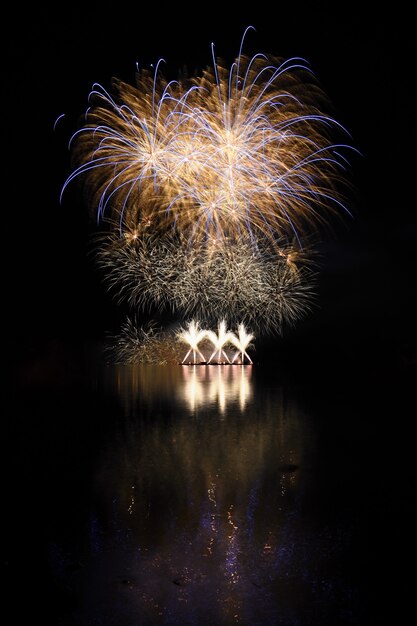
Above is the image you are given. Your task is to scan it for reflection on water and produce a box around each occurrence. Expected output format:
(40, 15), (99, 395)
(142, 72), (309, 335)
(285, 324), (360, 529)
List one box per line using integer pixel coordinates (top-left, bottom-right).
(51, 364), (356, 625)
(180, 365), (253, 413)
(104, 363), (254, 414)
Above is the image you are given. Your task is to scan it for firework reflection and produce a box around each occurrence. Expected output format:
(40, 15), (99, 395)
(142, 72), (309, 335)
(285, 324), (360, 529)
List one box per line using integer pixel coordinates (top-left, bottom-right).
(78, 363), (315, 625)
(101, 362), (254, 414)
(180, 364), (253, 413)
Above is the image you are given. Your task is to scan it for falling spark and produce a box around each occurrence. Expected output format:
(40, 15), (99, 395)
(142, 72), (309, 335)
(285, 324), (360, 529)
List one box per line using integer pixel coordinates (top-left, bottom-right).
(95, 231), (316, 335)
(62, 32), (355, 249)
(60, 27), (357, 342)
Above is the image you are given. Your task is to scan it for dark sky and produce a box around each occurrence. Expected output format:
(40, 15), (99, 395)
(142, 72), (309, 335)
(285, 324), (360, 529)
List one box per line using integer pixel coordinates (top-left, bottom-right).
(5, 2), (415, 365)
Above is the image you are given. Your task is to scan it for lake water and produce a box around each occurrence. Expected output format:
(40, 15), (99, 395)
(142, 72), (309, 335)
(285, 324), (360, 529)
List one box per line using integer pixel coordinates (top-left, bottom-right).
(8, 339), (413, 625)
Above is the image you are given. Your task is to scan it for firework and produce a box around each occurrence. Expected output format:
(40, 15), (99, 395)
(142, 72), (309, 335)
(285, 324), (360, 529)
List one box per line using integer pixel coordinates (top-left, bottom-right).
(177, 319), (207, 364)
(62, 28), (355, 249)
(205, 319), (234, 364)
(107, 317), (256, 366)
(105, 318), (183, 365)
(61, 28), (355, 346)
(230, 324), (255, 364)
(93, 229), (316, 334)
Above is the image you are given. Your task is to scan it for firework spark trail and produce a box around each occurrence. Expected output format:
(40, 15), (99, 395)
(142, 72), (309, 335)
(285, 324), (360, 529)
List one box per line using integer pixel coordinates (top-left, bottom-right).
(105, 318), (184, 365)
(206, 319), (234, 364)
(230, 324), (255, 364)
(61, 29), (356, 343)
(177, 319), (208, 364)
(62, 32), (356, 249)
(94, 230), (316, 334)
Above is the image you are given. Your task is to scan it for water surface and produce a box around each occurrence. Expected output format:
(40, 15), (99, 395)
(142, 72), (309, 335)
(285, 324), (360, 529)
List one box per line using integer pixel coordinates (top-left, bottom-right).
(9, 345), (403, 625)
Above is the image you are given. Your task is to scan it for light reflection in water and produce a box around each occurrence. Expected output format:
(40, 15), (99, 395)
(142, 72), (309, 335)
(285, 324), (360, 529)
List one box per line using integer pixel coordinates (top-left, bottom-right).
(105, 362), (254, 415)
(53, 364), (352, 625)
(180, 364), (253, 413)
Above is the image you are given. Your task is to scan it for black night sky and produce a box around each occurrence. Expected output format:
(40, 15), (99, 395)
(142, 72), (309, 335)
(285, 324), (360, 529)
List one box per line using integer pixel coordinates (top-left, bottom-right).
(5, 2), (416, 624)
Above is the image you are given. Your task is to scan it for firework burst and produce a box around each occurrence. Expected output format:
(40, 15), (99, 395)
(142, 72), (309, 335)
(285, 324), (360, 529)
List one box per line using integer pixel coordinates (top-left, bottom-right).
(93, 228), (317, 334)
(105, 318), (183, 365)
(61, 27), (356, 346)
(62, 28), (355, 249)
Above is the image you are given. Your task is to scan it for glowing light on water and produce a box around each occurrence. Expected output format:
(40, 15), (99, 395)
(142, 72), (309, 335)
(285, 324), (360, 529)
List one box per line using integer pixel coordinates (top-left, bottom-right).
(208, 366), (227, 413)
(180, 362), (253, 412)
(181, 366), (205, 412)
(237, 365), (252, 411)
(226, 505), (240, 586)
